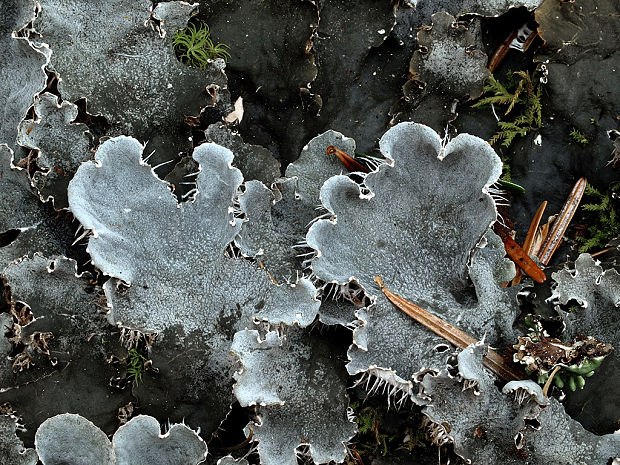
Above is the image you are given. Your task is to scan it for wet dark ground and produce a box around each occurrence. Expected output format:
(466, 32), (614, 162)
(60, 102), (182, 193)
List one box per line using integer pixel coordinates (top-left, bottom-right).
(0, 0), (619, 464)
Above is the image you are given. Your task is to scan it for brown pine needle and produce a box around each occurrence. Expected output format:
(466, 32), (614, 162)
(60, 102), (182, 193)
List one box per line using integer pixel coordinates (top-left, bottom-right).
(538, 178), (587, 265)
(591, 246), (616, 258)
(259, 261), (279, 285)
(374, 276), (525, 382)
(523, 200), (548, 254)
(511, 200), (548, 286)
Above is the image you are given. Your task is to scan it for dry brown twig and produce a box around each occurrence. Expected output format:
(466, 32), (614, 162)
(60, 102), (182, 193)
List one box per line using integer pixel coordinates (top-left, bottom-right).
(374, 276), (525, 382)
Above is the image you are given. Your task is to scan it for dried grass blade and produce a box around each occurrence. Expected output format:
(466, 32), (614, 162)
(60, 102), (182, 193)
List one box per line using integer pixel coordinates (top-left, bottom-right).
(374, 276), (525, 382)
(523, 200), (548, 253)
(538, 178), (587, 265)
(590, 246), (617, 258)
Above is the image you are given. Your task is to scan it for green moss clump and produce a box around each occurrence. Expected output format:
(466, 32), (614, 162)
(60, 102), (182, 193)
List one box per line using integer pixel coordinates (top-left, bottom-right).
(473, 70), (543, 147)
(575, 183), (620, 252)
(352, 405), (397, 456)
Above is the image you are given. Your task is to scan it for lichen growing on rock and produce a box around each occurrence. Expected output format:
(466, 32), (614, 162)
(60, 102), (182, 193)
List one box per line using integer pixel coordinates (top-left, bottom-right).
(0, 145), (74, 269)
(551, 254), (620, 433)
(0, 0), (49, 154)
(231, 328), (356, 465)
(408, 11), (490, 99)
(422, 342), (620, 464)
(0, 415), (37, 465)
(1, 255), (130, 441)
(0, 1), (618, 463)
(32, 0), (230, 172)
(306, 122), (524, 397)
(35, 413), (207, 465)
(17, 93), (92, 209)
(68, 136), (320, 435)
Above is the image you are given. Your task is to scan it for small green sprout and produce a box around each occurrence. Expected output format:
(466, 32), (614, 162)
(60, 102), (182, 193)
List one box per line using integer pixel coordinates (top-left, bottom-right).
(537, 356), (607, 392)
(497, 162), (526, 192)
(172, 22), (231, 68)
(126, 348), (147, 386)
(569, 128), (589, 145)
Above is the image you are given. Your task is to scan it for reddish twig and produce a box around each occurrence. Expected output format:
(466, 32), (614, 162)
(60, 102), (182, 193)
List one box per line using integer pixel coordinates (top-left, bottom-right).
(503, 235), (546, 284)
(510, 200), (549, 286)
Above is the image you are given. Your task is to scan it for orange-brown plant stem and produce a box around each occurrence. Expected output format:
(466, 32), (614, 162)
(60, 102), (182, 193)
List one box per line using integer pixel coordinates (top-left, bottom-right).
(510, 200), (548, 286)
(488, 30), (518, 73)
(495, 222), (546, 285)
(503, 235), (546, 283)
(350, 447), (365, 465)
(326, 145), (370, 173)
(591, 246), (616, 258)
(375, 276), (525, 382)
(538, 178), (587, 265)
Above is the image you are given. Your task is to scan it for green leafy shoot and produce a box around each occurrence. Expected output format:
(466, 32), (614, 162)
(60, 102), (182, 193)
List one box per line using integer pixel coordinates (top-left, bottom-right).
(473, 71), (543, 147)
(575, 183), (620, 252)
(126, 348), (147, 386)
(496, 161), (525, 193)
(172, 22), (231, 69)
(569, 128), (589, 145)
(501, 161), (511, 181)
(497, 178), (525, 193)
